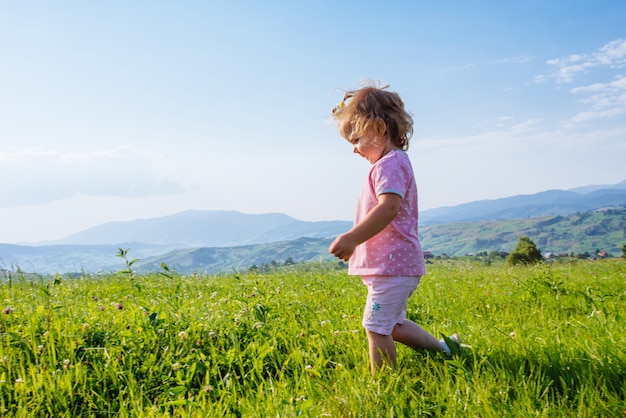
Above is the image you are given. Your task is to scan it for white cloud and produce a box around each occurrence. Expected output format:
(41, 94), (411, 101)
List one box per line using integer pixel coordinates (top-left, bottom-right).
(0, 145), (186, 207)
(570, 82), (610, 94)
(490, 55), (532, 65)
(569, 107), (625, 124)
(597, 38), (626, 64)
(571, 75), (626, 94)
(535, 39), (626, 126)
(568, 75), (626, 124)
(538, 39), (626, 84)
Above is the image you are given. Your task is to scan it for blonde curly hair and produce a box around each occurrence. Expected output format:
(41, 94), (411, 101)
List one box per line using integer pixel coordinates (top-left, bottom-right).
(331, 82), (413, 150)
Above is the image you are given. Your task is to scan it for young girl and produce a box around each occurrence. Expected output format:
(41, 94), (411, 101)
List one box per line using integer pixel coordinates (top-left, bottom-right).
(328, 82), (460, 373)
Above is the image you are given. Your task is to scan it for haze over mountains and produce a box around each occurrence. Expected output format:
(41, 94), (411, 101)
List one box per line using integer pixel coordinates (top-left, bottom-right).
(1, 180), (625, 274)
(420, 180), (626, 225)
(47, 211), (350, 248)
(38, 180), (626, 248)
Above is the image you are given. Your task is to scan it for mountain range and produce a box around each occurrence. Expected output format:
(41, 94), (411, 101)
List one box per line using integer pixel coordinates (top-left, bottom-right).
(47, 210), (350, 247)
(1, 180), (625, 274)
(419, 180), (626, 224)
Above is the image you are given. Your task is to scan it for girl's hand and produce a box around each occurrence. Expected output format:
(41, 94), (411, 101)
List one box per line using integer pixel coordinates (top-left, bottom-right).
(329, 193), (402, 262)
(329, 233), (357, 261)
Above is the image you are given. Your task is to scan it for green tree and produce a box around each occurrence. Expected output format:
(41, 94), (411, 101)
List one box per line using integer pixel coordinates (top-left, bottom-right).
(507, 236), (543, 266)
(622, 243), (626, 259)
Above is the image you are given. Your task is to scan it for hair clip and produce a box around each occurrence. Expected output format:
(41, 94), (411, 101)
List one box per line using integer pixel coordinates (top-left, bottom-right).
(332, 101), (344, 114)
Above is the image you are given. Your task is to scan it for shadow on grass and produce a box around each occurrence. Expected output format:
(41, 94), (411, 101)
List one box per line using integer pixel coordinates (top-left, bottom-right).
(445, 342), (625, 409)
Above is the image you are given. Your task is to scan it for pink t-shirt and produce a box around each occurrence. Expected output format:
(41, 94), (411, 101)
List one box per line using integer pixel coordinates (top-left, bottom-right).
(348, 150), (426, 277)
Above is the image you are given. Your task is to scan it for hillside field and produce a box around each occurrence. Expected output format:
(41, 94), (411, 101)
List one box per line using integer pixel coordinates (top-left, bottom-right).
(0, 259), (624, 416)
(2, 207), (624, 275)
(420, 208), (626, 257)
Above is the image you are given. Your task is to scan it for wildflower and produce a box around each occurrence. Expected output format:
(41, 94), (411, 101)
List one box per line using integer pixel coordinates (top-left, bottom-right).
(3, 307), (13, 314)
(63, 359), (71, 369)
(98, 305), (105, 311)
(157, 329), (164, 334)
(208, 331), (216, 338)
(116, 303), (123, 310)
(15, 378), (24, 384)
(509, 332), (516, 339)
(92, 296), (99, 301)
(37, 345), (44, 355)
(82, 323), (90, 332)
(178, 331), (187, 339)
(172, 363), (180, 371)
(305, 365), (313, 370)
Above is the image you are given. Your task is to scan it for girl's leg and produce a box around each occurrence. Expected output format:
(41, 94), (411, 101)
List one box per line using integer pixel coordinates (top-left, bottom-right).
(365, 329), (396, 373)
(391, 319), (444, 353)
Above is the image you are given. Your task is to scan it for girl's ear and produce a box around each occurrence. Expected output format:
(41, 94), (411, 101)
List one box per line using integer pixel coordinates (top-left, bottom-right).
(375, 118), (387, 137)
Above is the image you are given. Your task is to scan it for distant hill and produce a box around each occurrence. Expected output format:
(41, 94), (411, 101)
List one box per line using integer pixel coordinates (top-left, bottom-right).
(568, 179), (626, 194)
(419, 180), (626, 225)
(37, 179), (626, 247)
(137, 237), (336, 275)
(48, 210), (352, 247)
(37, 180), (626, 248)
(2, 180), (625, 274)
(420, 207), (626, 257)
(0, 243), (171, 274)
(0, 238), (338, 275)
(3, 208), (622, 275)
(139, 208), (626, 273)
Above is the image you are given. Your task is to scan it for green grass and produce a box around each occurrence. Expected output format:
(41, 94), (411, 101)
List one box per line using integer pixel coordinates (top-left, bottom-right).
(0, 260), (624, 416)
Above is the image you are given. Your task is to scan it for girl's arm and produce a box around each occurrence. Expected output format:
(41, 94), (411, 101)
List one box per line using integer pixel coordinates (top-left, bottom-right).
(329, 193), (402, 261)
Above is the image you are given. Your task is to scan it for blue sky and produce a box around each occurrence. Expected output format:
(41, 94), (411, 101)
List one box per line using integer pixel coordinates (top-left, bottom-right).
(1, 1), (625, 243)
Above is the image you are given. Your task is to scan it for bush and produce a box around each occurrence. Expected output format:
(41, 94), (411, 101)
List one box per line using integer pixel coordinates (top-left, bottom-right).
(507, 236), (543, 265)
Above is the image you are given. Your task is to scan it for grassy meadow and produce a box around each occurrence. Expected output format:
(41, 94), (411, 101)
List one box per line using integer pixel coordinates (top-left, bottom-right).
(0, 259), (624, 417)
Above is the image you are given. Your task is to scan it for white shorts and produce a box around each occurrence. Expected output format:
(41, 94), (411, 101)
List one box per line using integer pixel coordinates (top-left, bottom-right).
(361, 275), (421, 335)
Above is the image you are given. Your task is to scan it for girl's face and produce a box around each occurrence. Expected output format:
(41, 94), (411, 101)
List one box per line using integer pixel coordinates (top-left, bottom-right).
(351, 134), (392, 164)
